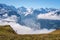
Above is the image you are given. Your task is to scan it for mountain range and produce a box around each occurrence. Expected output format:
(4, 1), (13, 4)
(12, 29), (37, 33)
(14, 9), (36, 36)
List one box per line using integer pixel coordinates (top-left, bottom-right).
(0, 4), (60, 31)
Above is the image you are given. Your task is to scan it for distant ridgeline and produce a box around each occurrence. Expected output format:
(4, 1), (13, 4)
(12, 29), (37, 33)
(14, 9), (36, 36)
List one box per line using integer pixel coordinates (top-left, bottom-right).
(0, 4), (60, 30)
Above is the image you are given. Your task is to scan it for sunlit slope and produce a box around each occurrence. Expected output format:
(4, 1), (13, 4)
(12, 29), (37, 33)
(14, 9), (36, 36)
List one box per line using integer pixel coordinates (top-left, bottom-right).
(50, 30), (60, 34)
(0, 25), (16, 34)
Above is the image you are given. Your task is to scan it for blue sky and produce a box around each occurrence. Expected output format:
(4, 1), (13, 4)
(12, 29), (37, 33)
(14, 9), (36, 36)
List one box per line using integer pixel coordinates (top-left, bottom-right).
(0, 0), (60, 9)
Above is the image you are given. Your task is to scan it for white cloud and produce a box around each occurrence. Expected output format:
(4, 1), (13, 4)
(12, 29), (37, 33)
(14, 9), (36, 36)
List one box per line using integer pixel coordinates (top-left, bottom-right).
(3, 13), (8, 17)
(0, 21), (55, 34)
(37, 12), (60, 20)
(22, 18), (40, 30)
(0, 17), (55, 34)
(0, 14), (56, 34)
(3, 15), (18, 22)
(9, 23), (55, 34)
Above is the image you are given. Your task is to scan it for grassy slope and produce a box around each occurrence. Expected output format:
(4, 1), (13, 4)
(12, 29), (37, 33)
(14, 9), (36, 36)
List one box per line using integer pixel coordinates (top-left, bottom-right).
(0, 25), (60, 40)
(50, 30), (60, 34)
